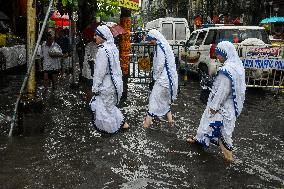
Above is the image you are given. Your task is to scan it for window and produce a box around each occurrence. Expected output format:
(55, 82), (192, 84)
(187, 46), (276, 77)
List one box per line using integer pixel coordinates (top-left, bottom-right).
(162, 23), (173, 40)
(195, 30), (207, 46)
(217, 29), (237, 43)
(175, 23), (186, 40)
(238, 29), (270, 44)
(186, 32), (198, 47)
(212, 29), (270, 44)
(204, 30), (217, 45)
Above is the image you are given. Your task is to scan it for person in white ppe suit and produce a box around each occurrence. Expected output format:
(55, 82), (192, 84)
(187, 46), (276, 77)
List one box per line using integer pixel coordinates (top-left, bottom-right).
(89, 25), (129, 134)
(143, 29), (178, 128)
(187, 41), (246, 162)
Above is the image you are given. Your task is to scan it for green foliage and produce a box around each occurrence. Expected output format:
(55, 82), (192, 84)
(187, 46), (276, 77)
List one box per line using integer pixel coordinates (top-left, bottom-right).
(62, 0), (68, 6)
(38, 0), (120, 20)
(38, 0), (78, 9)
(96, 0), (120, 19)
(137, 17), (143, 27)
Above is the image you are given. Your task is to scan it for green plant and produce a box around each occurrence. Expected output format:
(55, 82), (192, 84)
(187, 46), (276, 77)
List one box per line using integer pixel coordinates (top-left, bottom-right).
(96, 0), (120, 19)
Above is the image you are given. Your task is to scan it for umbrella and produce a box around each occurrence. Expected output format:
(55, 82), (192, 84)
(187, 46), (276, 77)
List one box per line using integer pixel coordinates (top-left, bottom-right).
(104, 22), (126, 37)
(82, 27), (94, 41)
(0, 11), (9, 21)
(83, 21), (126, 40)
(260, 17), (284, 24)
(82, 22), (100, 41)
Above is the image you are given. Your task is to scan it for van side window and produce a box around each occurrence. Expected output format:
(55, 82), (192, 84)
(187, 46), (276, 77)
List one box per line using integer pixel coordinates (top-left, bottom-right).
(218, 29), (237, 43)
(204, 30), (217, 45)
(195, 30), (207, 46)
(175, 23), (186, 40)
(162, 23), (173, 40)
(186, 32), (198, 46)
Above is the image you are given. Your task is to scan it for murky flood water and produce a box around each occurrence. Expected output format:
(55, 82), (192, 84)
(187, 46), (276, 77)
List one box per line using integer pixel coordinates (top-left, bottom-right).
(0, 73), (283, 189)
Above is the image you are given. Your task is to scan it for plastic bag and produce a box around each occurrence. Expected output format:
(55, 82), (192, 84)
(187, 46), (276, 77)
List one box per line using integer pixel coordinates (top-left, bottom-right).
(48, 44), (63, 57)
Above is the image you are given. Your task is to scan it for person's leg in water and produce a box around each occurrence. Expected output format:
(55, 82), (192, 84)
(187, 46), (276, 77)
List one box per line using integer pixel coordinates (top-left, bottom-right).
(219, 139), (233, 162)
(186, 134), (233, 161)
(43, 72), (49, 88)
(85, 79), (93, 102)
(186, 135), (197, 144)
(122, 121), (130, 129)
(143, 115), (153, 128)
(166, 111), (174, 125)
(60, 58), (64, 77)
(51, 71), (58, 90)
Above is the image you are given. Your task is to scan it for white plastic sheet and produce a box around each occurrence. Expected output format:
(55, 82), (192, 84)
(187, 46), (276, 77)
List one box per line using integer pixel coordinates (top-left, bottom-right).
(0, 45), (26, 69)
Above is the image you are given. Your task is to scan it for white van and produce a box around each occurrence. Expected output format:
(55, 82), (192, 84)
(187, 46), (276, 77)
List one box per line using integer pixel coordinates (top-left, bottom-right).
(145, 17), (190, 45)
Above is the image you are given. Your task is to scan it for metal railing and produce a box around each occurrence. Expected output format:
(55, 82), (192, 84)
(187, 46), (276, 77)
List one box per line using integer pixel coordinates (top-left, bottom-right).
(240, 45), (284, 89)
(245, 69), (284, 89)
(128, 43), (186, 86)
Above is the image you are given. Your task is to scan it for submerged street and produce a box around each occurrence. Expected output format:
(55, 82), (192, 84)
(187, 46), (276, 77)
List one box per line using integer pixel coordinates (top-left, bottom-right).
(0, 73), (283, 189)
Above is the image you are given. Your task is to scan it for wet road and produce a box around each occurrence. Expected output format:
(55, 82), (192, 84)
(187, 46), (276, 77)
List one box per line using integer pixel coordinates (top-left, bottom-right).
(0, 73), (283, 189)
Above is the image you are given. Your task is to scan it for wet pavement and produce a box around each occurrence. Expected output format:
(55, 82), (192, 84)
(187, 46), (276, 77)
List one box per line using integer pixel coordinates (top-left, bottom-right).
(0, 72), (283, 189)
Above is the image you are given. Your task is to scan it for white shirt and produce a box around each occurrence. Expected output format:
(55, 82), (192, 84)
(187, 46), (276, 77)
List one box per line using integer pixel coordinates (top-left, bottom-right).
(82, 41), (98, 79)
(41, 41), (61, 71)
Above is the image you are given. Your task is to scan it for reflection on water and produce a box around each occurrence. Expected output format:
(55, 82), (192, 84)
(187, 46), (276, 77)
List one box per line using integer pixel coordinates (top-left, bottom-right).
(0, 75), (283, 188)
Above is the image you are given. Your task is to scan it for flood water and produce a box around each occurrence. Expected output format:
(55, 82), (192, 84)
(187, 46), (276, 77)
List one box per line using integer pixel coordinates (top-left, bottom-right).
(0, 73), (283, 189)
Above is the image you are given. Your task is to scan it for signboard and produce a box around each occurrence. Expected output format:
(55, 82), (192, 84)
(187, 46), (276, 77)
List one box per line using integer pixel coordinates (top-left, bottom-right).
(241, 46), (284, 70)
(242, 59), (284, 70)
(246, 47), (281, 58)
(118, 0), (139, 10)
(138, 57), (151, 71)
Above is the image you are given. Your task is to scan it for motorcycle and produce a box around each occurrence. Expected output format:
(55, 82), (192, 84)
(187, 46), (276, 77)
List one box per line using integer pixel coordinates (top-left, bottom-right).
(199, 71), (213, 104)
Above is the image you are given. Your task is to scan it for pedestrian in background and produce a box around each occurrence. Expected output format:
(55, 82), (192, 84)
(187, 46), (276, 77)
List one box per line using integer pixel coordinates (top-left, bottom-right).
(89, 25), (129, 134)
(40, 32), (63, 90)
(187, 41), (246, 162)
(56, 28), (72, 76)
(143, 29), (178, 128)
(82, 35), (98, 101)
(76, 32), (85, 82)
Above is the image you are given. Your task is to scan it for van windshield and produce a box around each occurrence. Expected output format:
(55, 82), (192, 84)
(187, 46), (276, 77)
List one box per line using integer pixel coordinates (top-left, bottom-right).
(162, 23), (173, 40)
(175, 23), (186, 40)
(204, 29), (270, 44)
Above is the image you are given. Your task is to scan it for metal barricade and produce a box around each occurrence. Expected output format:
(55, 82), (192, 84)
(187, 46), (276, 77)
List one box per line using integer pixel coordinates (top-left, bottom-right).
(240, 45), (284, 89)
(128, 43), (186, 86)
(245, 69), (284, 89)
(128, 43), (154, 84)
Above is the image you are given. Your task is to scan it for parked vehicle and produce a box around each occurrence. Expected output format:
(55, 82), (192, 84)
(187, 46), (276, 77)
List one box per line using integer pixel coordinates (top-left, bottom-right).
(181, 25), (270, 76)
(145, 17), (190, 45)
(182, 24), (284, 89)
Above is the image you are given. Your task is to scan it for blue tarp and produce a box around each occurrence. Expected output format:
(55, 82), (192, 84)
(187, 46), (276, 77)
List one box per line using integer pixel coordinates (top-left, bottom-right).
(260, 17), (284, 24)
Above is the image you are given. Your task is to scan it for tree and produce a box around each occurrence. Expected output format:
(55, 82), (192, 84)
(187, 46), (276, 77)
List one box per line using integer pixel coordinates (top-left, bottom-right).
(39, 0), (120, 29)
(96, 0), (120, 18)
(143, 0), (267, 26)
